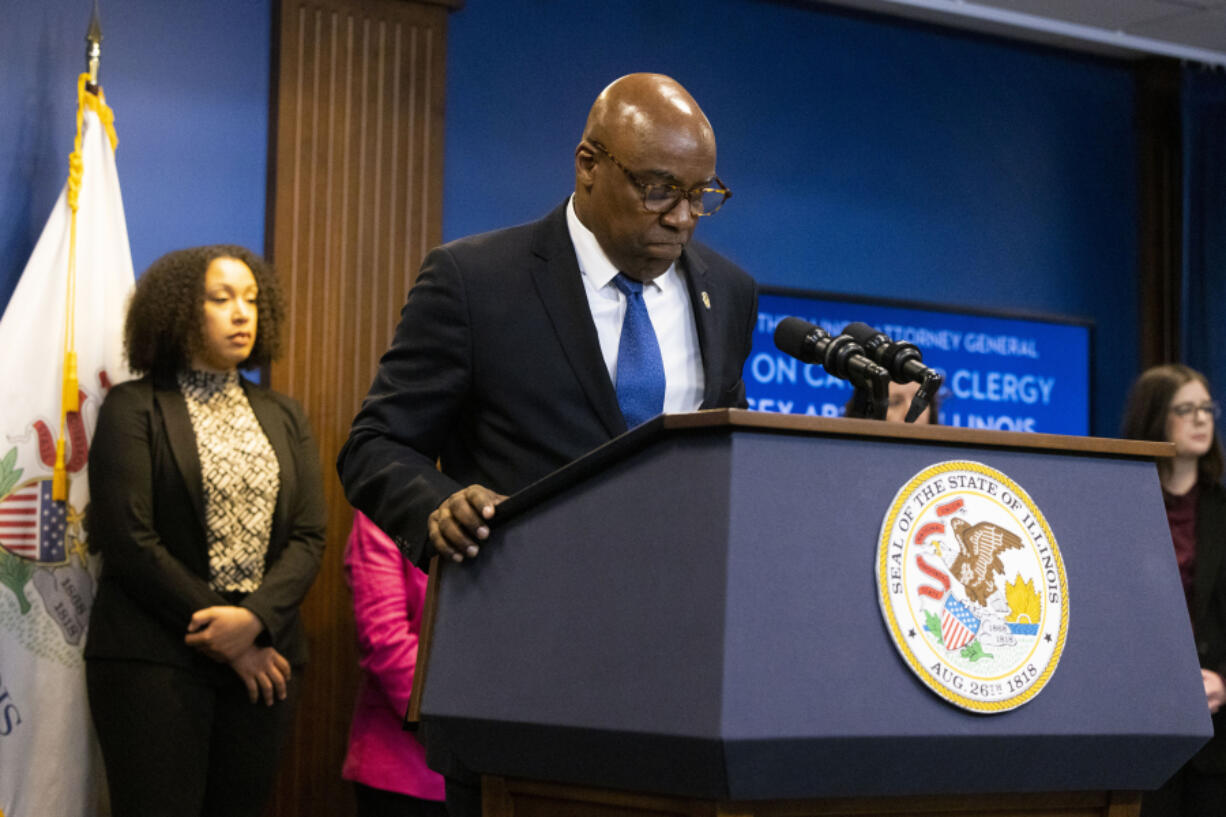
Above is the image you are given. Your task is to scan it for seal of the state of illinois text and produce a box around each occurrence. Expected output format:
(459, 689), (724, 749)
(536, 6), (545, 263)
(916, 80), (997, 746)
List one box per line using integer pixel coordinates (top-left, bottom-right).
(876, 461), (1068, 713)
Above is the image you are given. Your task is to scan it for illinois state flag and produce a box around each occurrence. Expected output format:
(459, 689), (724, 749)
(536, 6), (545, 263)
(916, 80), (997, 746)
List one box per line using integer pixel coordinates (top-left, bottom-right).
(0, 89), (134, 816)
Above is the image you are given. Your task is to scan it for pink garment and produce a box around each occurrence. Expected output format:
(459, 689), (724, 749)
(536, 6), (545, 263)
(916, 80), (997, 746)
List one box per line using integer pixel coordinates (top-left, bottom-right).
(341, 511), (446, 800)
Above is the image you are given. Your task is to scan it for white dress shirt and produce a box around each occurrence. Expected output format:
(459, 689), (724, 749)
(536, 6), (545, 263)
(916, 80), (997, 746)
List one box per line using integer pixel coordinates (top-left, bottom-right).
(565, 196), (705, 415)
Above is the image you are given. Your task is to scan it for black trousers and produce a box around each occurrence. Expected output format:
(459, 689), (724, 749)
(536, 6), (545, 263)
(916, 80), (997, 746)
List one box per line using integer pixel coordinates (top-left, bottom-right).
(353, 782), (448, 817)
(86, 658), (300, 817)
(444, 775), (483, 817)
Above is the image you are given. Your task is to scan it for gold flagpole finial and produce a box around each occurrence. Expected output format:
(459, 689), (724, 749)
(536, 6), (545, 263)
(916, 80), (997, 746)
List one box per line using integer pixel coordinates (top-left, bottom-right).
(85, 0), (102, 92)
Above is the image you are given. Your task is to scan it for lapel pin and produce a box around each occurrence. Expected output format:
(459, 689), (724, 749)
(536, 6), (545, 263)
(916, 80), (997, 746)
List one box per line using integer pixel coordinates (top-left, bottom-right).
(701, 291), (711, 310)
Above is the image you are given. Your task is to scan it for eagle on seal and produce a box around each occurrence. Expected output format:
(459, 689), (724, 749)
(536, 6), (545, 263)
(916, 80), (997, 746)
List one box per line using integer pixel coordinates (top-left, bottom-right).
(947, 517), (1024, 606)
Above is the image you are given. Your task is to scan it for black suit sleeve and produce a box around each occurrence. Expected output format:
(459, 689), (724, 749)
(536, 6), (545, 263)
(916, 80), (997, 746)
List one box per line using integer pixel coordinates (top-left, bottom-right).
(337, 245), (474, 566)
(240, 394), (327, 648)
(87, 382), (227, 630)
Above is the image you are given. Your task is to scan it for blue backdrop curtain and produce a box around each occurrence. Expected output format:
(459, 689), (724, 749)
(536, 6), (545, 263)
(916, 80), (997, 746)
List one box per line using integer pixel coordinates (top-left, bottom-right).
(1181, 67), (1226, 416)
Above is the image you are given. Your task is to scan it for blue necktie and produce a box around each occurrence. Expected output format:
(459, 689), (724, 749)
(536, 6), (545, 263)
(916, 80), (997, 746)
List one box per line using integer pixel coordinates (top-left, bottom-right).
(612, 273), (666, 429)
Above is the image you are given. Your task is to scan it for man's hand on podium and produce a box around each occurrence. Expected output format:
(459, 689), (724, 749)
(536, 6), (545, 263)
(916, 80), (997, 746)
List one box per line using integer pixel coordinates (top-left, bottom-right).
(429, 484), (507, 564)
(1203, 669), (1225, 714)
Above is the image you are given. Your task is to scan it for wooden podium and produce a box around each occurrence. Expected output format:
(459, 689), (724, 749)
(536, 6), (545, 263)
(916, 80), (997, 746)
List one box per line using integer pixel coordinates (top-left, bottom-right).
(409, 411), (1212, 817)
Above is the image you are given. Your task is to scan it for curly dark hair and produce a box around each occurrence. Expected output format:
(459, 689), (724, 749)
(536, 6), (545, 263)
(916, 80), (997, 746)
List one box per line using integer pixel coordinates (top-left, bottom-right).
(1121, 363), (1223, 486)
(125, 244), (285, 377)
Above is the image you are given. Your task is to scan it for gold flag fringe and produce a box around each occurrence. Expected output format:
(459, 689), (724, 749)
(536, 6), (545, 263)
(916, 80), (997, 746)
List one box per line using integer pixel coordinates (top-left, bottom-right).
(54, 74), (117, 502)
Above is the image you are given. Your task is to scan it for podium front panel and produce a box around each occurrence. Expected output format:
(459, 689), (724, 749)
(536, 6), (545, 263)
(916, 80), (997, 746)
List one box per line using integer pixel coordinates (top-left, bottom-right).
(419, 424), (1211, 799)
(421, 436), (738, 794)
(719, 432), (1206, 797)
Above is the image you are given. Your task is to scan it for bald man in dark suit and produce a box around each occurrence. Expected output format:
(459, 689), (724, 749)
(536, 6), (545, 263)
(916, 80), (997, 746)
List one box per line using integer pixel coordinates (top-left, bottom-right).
(338, 71), (757, 817)
(339, 73), (757, 569)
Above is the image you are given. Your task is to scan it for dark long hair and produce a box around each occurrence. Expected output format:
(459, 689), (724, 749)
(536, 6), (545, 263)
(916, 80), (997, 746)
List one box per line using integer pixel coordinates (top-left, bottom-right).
(1120, 363), (1223, 485)
(843, 385), (941, 424)
(124, 244), (284, 378)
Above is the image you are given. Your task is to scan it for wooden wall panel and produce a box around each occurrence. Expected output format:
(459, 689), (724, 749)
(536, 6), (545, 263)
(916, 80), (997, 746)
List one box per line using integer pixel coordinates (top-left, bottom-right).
(266, 1), (456, 814)
(1135, 59), (1183, 371)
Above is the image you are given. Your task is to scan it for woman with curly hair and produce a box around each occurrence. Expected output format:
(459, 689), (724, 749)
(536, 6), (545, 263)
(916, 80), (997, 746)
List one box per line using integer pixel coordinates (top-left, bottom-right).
(1122, 364), (1226, 817)
(85, 245), (326, 817)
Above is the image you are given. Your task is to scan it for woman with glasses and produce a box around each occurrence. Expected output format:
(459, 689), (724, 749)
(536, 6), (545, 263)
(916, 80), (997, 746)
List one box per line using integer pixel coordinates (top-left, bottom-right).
(1122, 364), (1226, 816)
(844, 380), (940, 424)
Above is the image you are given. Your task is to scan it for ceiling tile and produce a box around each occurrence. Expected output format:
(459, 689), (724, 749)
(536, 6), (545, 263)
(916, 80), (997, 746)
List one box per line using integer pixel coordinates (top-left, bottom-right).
(1128, 7), (1226, 50)
(987, 0), (1195, 29)
(806, 0), (1226, 64)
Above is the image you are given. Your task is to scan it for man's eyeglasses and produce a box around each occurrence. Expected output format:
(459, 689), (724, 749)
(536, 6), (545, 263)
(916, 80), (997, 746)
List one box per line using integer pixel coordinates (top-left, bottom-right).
(588, 140), (731, 217)
(1169, 400), (1221, 420)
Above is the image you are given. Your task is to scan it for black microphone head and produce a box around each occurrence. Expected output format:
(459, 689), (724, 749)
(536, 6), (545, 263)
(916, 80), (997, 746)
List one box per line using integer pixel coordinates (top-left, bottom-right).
(774, 317), (824, 361)
(841, 322), (880, 345)
(843, 321), (925, 382)
(841, 322), (890, 368)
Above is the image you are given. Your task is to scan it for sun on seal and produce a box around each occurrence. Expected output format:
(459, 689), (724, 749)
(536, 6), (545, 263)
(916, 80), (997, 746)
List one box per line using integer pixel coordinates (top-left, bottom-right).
(876, 460), (1068, 713)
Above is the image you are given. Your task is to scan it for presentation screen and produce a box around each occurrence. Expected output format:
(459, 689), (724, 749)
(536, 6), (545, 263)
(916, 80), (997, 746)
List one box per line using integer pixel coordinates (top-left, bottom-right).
(746, 288), (1093, 436)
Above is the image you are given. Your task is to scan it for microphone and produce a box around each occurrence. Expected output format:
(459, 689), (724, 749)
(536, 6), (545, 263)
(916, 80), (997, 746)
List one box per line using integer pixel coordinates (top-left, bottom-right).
(841, 322), (943, 423)
(773, 317), (890, 394)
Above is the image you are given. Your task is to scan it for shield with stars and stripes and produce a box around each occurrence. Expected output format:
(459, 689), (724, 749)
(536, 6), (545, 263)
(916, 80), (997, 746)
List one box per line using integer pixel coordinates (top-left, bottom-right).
(0, 479), (68, 564)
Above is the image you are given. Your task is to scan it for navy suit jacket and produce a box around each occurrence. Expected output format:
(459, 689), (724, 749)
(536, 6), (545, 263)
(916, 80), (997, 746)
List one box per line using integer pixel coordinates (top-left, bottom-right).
(338, 201), (758, 566)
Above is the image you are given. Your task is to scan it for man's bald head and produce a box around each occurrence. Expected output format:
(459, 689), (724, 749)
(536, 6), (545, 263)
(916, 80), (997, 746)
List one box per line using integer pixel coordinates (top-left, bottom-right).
(582, 73), (714, 161)
(573, 74), (719, 281)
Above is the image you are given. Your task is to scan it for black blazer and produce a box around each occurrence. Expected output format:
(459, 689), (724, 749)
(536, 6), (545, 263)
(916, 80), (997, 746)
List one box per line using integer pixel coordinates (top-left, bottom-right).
(84, 375), (326, 669)
(1192, 481), (1226, 772)
(338, 201), (758, 566)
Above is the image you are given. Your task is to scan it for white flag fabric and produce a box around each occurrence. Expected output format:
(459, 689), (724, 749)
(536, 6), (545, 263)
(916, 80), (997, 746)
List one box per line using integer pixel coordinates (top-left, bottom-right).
(0, 105), (134, 817)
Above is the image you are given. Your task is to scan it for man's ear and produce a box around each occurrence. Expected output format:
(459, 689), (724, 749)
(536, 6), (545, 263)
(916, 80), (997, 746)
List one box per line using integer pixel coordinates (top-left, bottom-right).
(574, 142), (598, 186)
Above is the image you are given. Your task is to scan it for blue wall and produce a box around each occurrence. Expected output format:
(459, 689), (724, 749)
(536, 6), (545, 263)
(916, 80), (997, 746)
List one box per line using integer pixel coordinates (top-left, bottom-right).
(3, 0), (1140, 435)
(444, 0), (1138, 435)
(0, 0), (270, 307)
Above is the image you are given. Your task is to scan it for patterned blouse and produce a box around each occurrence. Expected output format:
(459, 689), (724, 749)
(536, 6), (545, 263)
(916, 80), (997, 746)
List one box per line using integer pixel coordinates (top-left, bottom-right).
(178, 369), (281, 593)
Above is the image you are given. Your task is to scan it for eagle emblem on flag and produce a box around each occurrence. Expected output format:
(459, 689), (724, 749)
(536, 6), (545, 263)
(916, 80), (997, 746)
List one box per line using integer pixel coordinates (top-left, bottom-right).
(0, 377), (108, 637)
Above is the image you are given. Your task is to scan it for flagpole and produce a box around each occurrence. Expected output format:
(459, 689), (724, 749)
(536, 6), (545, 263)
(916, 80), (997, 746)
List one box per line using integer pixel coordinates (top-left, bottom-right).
(0, 5), (133, 811)
(53, 2), (108, 502)
(86, 0), (102, 91)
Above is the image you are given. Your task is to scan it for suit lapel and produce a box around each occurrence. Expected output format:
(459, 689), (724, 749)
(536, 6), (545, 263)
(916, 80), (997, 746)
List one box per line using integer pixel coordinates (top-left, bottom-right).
(680, 247), (724, 409)
(154, 380), (206, 531)
(243, 380), (291, 540)
(530, 203), (625, 436)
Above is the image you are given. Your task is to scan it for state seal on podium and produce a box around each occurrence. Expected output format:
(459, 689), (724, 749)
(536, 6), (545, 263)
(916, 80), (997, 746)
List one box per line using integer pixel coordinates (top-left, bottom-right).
(876, 460), (1069, 713)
